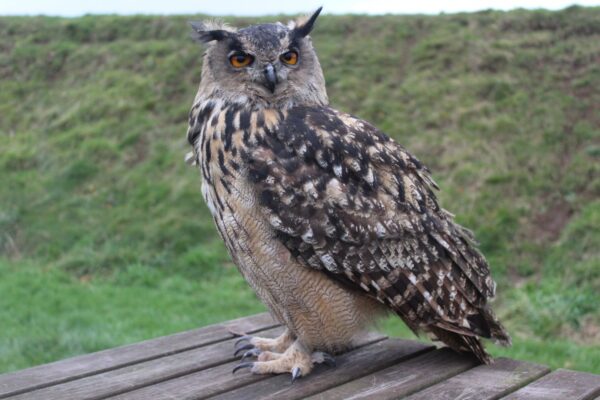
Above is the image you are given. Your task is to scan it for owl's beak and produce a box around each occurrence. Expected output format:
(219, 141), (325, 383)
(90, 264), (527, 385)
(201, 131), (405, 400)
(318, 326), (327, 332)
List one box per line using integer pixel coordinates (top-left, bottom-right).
(263, 64), (278, 93)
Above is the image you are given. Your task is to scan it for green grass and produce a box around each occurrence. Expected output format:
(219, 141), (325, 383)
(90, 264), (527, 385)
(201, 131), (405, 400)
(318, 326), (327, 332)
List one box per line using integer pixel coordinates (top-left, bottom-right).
(0, 257), (265, 372)
(1, 8), (599, 374)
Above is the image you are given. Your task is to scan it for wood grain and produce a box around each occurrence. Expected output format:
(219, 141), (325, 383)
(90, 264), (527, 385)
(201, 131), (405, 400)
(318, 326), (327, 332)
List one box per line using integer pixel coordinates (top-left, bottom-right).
(305, 347), (478, 400)
(502, 369), (600, 400)
(403, 357), (550, 400)
(210, 338), (434, 400)
(7, 327), (286, 400)
(2, 312), (599, 400)
(109, 331), (388, 400)
(0, 313), (277, 399)
(6, 327), (284, 400)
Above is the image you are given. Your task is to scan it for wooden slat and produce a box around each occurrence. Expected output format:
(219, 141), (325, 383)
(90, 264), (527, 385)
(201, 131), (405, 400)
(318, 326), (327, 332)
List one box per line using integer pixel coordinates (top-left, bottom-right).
(404, 358), (550, 400)
(209, 338), (434, 400)
(306, 348), (479, 400)
(0, 313), (277, 399)
(7, 326), (285, 400)
(108, 331), (388, 400)
(501, 369), (600, 400)
(7, 326), (286, 400)
(4, 309), (598, 400)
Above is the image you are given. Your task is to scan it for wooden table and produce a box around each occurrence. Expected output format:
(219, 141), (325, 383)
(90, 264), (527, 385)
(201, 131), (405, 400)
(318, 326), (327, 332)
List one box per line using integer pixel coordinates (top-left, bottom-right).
(1, 313), (599, 399)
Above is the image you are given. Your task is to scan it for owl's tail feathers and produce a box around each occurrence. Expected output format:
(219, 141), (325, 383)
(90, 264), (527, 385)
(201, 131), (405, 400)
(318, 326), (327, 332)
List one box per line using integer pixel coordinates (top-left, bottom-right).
(429, 326), (492, 364)
(466, 305), (512, 347)
(429, 306), (511, 364)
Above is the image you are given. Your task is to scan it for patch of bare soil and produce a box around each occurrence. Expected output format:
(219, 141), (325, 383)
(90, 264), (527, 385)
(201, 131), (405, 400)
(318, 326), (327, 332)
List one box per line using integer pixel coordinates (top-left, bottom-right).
(530, 200), (574, 243)
(562, 315), (600, 346)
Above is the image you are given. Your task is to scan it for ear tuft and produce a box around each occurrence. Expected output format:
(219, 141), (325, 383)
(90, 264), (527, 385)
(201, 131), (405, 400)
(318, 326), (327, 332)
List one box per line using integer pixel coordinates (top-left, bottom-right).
(189, 20), (235, 43)
(291, 7), (323, 38)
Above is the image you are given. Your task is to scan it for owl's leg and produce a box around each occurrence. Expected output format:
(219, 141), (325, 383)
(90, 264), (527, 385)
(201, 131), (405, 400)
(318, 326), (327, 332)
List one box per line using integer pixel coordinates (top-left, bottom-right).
(233, 328), (295, 359)
(232, 340), (336, 381)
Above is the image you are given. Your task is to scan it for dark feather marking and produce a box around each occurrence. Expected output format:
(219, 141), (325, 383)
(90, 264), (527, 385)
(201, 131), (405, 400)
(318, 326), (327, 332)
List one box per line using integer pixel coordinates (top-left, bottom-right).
(195, 103), (214, 127)
(248, 162), (269, 183)
(218, 148), (230, 176)
(226, 37), (246, 52)
(213, 188), (225, 211)
(188, 105), (212, 146)
(201, 136), (212, 183)
(220, 177), (231, 194)
(204, 138), (212, 163)
(239, 110), (251, 130)
(223, 107), (237, 151)
(256, 111), (265, 127)
(260, 190), (280, 212)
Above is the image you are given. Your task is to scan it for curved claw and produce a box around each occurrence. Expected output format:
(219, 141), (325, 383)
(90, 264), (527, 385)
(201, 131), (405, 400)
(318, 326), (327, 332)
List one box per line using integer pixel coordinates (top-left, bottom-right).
(234, 343), (255, 357)
(312, 351), (337, 367)
(241, 348), (261, 362)
(322, 353), (337, 367)
(234, 335), (252, 348)
(291, 366), (302, 383)
(232, 362), (254, 374)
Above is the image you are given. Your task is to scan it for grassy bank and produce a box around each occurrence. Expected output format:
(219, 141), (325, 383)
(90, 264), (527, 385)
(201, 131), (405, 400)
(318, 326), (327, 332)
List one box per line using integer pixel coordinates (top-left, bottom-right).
(0, 7), (598, 373)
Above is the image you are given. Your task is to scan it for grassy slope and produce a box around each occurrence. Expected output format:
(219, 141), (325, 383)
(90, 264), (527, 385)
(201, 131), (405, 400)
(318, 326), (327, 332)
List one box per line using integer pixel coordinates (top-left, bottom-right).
(0, 8), (598, 374)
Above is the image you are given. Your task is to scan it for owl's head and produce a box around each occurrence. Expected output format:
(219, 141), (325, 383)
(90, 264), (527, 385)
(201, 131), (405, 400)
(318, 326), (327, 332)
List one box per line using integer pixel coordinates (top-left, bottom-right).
(190, 8), (328, 108)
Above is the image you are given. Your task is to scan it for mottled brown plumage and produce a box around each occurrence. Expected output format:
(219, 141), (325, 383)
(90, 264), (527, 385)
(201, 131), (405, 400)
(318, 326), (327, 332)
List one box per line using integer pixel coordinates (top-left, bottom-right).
(186, 8), (510, 379)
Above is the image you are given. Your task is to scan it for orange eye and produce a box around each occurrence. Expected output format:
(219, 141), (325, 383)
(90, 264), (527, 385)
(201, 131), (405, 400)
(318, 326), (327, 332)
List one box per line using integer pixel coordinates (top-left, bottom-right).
(280, 50), (298, 65)
(229, 53), (253, 68)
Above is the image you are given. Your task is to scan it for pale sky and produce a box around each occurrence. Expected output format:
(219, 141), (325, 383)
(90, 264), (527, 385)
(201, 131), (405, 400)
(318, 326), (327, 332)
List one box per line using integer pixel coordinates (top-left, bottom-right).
(1, 0), (598, 17)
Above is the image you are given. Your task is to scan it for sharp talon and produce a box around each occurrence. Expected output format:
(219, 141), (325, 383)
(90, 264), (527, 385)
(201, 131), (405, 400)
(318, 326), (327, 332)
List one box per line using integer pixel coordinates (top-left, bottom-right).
(234, 343), (255, 357)
(234, 335), (252, 347)
(291, 367), (302, 383)
(312, 351), (337, 367)
(241, 348), (261, 362)
(232, 362), (254, 374)
(322, 353), (336, 367)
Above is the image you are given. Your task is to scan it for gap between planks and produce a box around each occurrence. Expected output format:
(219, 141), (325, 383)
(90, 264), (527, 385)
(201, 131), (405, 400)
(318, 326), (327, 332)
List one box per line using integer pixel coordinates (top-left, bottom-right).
(501, 368), (600, 400)
(208, 339), (435, 400)
(0, 313), (278, 399)
(106, 330), (389, 400)
(402, 357), (551, 400)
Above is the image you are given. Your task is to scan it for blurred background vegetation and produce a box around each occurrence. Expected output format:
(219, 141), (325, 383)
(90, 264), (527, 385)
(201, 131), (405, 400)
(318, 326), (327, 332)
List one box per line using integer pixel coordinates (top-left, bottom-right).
(0, 7), (598, 374)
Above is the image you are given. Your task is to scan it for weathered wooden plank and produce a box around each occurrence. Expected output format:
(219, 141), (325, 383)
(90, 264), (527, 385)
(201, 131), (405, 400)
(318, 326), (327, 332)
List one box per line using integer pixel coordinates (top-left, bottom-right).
(404, 358), (550, 400)
(7, 327), (284, 400)
(109, 331), (388, 400)
(210, 338), (434, 400)
(305, 347), (478, 400)
(0, 314), (278, 400)
(501, 369), (600, 400)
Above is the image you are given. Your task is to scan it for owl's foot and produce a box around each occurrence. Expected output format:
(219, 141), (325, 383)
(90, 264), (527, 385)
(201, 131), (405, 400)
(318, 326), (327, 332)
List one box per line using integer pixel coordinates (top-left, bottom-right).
(232, 340), (335, 382)
(233, 328), (295, 358)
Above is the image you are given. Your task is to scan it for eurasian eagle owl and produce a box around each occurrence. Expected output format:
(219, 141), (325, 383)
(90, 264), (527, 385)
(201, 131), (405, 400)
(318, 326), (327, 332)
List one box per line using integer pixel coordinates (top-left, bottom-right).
(185, 8), (510, 380)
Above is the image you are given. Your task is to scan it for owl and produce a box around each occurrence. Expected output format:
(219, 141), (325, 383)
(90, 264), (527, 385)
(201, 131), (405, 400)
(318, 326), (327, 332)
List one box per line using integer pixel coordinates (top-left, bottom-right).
(185, 8), (510, 381)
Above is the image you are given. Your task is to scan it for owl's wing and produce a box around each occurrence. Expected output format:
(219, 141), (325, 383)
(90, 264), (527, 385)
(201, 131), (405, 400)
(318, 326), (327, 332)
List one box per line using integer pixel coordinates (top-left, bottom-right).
(243, 105), (510, 359)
